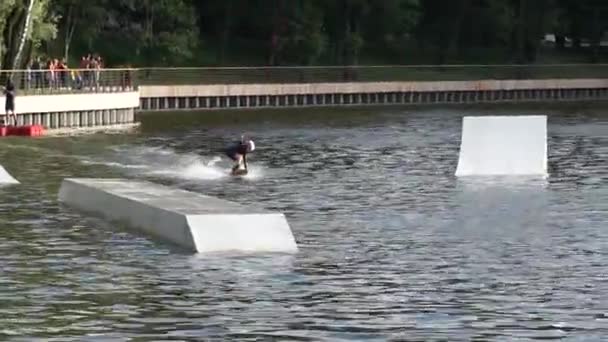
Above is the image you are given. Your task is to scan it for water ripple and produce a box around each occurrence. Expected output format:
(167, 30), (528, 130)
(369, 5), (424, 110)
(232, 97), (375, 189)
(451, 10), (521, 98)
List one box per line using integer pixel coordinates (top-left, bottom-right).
(0, 107), (606, 340)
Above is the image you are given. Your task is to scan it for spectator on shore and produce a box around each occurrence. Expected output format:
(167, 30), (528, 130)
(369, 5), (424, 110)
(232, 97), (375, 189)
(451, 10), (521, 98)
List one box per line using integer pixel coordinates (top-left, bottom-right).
(18, 53), (107, 91)
(25, 60), (33, 90)
(91, 54), (102, 87)
(58, 58), (68, 88)
(46, 59), (56, 88)
(121, 65), (133, 90)
(32, 57), (42, 89)
(53, 59), (60, 87)
(86, 54), (95, 87)
(79, 55), (89, 86)
(3, 79), (17, 126)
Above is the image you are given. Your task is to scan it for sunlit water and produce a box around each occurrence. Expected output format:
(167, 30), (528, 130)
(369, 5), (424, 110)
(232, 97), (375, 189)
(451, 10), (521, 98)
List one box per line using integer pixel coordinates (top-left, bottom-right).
(0, 104), (606, 341)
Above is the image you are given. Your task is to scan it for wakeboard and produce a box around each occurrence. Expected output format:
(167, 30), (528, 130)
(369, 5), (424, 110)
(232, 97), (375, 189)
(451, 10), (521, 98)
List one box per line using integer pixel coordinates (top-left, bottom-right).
(231, 168), (248, 176)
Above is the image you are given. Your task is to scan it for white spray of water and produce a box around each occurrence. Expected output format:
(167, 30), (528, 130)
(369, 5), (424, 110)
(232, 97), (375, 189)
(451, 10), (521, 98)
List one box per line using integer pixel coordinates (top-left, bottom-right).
(78, 159), (149, 170)
(0, 143), (266, 182)
(146, 156), (227, 180)
(103, 146), (265, 181)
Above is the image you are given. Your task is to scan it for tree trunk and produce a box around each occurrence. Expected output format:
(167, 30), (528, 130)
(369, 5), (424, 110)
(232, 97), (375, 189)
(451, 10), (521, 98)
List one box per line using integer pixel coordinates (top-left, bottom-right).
(436, 0), (469, 64)
(590, 9), (600, 63)
(1, 7), (24, 70)
(143, 0), (155, 65)
(555, 35), (565, 50)
(218, 2), (233, 65)
(24, 40), (33, 65)
(352, 22), (361, 65)
(64, 4), (76, 64)
(516, 0), (526, 64)
(269, 0), (280, 65)
(342, 0), (350, 65)
(13, 0), (36, 70)
(447, 0), (470, 60)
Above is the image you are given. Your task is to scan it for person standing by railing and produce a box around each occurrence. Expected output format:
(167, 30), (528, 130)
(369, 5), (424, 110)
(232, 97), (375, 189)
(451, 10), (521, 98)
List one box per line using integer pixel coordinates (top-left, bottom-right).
(71, 67), (81, 90)
(78, 55), (86, 87)
(2, 79), (17, 126)
(121, 66), (133, 91)
(46, 59), (55, 89)
(87, 55), (97, 89)
(92, 55), (102, 89)
(80, 55), (87, 88)
(53, 59), (61, 89)
(25, 61), (33, 90)
(97, 56), (104, 89)
(32, 57), (42, 89)
(57, 58), (68, 89)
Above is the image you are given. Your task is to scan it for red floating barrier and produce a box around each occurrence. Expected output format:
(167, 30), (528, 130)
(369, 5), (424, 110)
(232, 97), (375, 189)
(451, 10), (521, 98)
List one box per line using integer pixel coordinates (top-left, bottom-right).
(4, 125), (46, 137)
(6, 126), (21, 136)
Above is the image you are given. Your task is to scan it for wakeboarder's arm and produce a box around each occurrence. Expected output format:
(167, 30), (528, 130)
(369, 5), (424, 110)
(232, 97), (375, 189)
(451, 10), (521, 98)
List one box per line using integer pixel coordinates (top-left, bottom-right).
(243, 154), (248, 170)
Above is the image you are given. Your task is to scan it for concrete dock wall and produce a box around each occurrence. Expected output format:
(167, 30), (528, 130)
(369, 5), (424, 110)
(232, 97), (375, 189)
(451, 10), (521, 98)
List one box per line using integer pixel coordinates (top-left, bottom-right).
(0, 92), (139, 130)
(139, 79), (608, 111)
(3, 77), (607, 131)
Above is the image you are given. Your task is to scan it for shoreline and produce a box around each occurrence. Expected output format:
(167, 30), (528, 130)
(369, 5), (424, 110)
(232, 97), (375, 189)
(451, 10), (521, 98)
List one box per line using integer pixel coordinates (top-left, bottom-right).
(44, 122), (141, 136)
(136, 98), (608, 115)
(138, 79), (608, 112)
(1, 77), (606, 134)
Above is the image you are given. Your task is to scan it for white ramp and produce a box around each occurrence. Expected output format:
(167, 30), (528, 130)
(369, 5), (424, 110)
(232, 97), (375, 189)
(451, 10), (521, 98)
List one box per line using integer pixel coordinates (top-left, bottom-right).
(58, 178), (298, 253)
(0, 165), (19, 184)
(455, 115), (547, 177)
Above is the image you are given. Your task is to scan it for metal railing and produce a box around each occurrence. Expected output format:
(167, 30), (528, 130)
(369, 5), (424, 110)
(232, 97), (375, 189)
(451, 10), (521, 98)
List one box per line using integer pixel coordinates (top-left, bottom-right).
(137, 64), (608, 85)
(0, 68), (137, 95)
(1, 64), (608, 94)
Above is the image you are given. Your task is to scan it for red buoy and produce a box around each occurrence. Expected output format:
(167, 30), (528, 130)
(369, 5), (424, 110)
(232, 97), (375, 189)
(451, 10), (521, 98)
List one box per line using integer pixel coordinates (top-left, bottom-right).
(5, 125), (45, 137)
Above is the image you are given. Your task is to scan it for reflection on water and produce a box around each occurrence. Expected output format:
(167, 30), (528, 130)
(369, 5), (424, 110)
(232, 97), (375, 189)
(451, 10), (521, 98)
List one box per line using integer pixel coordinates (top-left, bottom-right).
(0, 105), (606, 340)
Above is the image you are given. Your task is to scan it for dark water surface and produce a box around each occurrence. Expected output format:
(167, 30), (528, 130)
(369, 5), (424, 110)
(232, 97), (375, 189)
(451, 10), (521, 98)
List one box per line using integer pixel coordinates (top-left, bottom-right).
(0, 104), (606, 341)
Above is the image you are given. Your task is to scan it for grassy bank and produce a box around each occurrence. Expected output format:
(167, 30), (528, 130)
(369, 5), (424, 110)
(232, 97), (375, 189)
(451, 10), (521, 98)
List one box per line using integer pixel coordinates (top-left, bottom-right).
(137, 64), (608, 86)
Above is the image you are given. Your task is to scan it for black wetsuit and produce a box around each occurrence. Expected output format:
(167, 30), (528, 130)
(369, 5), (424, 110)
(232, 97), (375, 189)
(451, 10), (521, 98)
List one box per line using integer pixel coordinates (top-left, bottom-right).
(4, 84), (15, 112)
(225, 141), (249, 161)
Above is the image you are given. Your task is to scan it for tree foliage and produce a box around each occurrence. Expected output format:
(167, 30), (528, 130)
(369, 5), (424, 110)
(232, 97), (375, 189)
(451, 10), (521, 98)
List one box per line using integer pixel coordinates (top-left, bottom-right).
(0, 0), (607, 69)
(0, 0), (57, 69)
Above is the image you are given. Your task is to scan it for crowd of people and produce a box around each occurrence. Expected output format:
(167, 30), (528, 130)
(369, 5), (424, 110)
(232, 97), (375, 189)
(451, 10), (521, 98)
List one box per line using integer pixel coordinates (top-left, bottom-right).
(25, 54), (105, 90)
(2, 53), (135, 126)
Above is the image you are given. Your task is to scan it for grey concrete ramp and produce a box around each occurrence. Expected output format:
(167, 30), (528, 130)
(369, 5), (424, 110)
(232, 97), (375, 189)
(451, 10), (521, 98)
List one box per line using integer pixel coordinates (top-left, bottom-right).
(58, 178), (298, 253)
(455, 115), (547, 177)
(0, 165), (19, 184)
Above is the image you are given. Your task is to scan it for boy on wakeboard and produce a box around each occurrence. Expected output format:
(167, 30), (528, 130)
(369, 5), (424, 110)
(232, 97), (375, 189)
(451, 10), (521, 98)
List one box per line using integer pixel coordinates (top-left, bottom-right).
(225, 135), (255, 175)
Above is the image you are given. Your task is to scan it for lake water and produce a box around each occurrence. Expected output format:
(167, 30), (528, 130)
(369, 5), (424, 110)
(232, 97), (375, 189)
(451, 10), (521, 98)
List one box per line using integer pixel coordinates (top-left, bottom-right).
(0, 104), (606, 341)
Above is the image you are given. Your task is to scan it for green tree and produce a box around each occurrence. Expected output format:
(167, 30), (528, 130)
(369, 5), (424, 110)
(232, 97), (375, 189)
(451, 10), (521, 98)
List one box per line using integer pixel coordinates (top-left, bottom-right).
(54, 0), (200, 66)
(416, 0), (473, 64)
(108, 0), (199, 66)
(2, 0), (607, 68)
(555, 0), (608, 62)
(514, 0), (558, 63)
(277, 0), (326, 65)
(0, 0), (57, 69)
(52, 0), (107, 64)
(362, 0), (420, 60)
